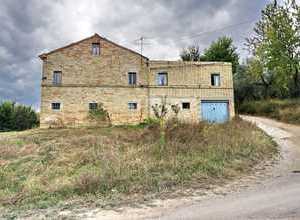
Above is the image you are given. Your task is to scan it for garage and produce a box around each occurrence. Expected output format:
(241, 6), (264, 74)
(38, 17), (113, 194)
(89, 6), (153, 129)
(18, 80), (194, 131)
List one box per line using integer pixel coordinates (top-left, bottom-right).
(201, 100), (229, 123)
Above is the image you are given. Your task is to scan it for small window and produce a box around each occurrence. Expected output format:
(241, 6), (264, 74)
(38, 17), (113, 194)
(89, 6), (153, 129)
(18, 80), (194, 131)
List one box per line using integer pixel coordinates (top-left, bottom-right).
(91, 43), (100, 55)
(53, 71), (62, 85)
(51, 102), (61, 110)
(128, 72), (137, 85)
(89, 103), (98, 110)
(128, 102), (137, 110)
(182, 102), (190, 109)
(157, 72), (168, 86)
(211, 73), (220, 86)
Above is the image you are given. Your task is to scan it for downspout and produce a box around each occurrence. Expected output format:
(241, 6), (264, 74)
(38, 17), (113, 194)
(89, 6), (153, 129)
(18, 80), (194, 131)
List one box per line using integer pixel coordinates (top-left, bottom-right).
(146, 58), (151, 118)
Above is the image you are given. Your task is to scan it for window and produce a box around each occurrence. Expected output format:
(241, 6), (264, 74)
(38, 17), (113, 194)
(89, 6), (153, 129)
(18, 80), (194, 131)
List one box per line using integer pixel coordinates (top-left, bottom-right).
(157, 72), (168, 86)
(53, 71), (62, 85)
(91, 43), (100, 55)
(89, 102), (98, 110)
(128, 72), (137, 85)
(182, 102), (190, 110)
(128, 102), (137, 110)
(211, 73), (220, 86)
(51, 102), (61, 110)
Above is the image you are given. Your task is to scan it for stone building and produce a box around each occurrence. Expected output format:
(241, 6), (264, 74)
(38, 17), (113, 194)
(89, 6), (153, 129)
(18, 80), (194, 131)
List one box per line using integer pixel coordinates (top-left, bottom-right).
(39, 33), (235, 128)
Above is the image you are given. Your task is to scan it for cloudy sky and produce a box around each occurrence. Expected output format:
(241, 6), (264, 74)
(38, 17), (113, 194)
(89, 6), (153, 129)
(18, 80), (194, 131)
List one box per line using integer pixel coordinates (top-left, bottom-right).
(0, 0), (277, 109)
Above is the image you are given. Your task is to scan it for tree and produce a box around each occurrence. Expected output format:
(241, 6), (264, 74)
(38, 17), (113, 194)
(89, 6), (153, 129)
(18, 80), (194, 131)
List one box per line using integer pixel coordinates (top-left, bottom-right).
(247, 0), (300, 97)
(0, 101), (14, 131)
(200, 36), (239, 74)
(0, 101), (39, 131)
(180, 45), (201, 61)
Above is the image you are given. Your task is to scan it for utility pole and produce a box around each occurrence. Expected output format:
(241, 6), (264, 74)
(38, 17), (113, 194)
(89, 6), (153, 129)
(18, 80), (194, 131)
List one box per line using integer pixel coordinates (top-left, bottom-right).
(139, 36), (144, 65)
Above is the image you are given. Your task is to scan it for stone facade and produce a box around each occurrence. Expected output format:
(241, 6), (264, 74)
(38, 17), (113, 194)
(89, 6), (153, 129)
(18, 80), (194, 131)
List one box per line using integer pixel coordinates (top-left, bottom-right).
(39, 34), (234, 128)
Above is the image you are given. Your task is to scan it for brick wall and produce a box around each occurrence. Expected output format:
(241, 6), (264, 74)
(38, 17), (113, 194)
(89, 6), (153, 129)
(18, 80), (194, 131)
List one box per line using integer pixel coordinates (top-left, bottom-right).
(40, 34), (235, 128)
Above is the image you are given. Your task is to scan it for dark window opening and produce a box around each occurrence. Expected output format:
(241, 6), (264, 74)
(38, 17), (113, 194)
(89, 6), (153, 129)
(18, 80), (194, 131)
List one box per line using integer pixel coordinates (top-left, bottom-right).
(92, 43), (100, 55)
(157, 72), (168, 86)
(89, 103), (98, 110)
(128, 72), (137, 85)
(53, 71), (62, 85)
(182, 102), (190, 109)
(128, 102), (137, 110)
(51, 102), (61, 110)
(211, 73), (220, 86)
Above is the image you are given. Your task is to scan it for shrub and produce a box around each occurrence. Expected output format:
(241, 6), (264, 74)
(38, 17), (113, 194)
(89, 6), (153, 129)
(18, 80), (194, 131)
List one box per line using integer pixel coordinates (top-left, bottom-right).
(0, 101), (39, 132)
(88, 103), (111, 125)
(238, 99), (300, 125)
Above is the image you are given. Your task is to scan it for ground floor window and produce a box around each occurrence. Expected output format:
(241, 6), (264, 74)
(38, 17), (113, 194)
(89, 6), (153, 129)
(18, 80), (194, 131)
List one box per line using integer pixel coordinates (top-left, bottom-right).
(89, 102), (98, 110)
(182, 102), (190, 109)
(51, 102), (61, 110)
(128, 102), (137, 110)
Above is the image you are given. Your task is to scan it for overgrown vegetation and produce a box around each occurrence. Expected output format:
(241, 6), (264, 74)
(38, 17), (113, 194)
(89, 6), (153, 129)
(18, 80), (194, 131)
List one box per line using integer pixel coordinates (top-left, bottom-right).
(0, 101), (39, 132)
(180, 36), (239, 74)
(88, 103), (111, 126)
(181, 0), (299, 110)
(235, 0), (300, 104)
(0, 118), (277, 213)
(239, 99), (300, 124)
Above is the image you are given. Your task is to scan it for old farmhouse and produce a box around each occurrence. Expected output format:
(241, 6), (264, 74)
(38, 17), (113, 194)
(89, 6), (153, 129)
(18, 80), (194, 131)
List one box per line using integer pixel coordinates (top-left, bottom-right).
(39, 33), (235, 128)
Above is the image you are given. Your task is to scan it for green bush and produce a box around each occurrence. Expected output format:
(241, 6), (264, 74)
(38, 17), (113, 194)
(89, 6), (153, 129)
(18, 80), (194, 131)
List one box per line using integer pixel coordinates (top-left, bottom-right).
(0, 101), (39, 132)
(238, 99), (300, 124)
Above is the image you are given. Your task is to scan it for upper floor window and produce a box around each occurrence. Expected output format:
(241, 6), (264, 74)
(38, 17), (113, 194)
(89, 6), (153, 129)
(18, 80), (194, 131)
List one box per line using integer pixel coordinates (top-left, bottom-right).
(91, 43), (100, 56)
(211, 73), (220, 86)
(53, 71), (62, 85)
(128, 72), (137, 85)
(51, 102), (61, 111)
(157, 72), (168, 86)
(89, 102), (98, 110)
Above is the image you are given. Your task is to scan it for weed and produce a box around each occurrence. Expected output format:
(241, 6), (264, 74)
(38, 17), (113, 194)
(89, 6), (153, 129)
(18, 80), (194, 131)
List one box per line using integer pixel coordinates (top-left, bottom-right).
(0, 119), (277, 213)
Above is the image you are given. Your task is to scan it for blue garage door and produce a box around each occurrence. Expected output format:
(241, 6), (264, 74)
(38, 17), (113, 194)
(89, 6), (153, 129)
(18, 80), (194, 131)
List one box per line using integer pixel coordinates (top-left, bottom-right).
(201, 101), (229, 123)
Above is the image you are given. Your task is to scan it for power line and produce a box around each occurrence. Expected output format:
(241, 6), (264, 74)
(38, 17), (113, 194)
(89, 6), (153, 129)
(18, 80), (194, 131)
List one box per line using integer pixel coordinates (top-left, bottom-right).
(132, 19), (257, 45)
(132, 19), (257, 57)
(178, 19), (257, 41)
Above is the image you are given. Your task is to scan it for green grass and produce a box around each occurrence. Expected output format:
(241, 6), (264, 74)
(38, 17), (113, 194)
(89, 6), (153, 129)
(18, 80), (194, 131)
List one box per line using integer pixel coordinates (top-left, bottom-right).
(0, 118), (277, 214)
(238, 99), (300, 124)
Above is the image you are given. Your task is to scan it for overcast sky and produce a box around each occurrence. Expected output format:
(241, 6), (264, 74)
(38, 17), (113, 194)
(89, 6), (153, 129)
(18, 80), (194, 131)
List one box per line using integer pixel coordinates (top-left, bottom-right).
(0, 0), (279, 109)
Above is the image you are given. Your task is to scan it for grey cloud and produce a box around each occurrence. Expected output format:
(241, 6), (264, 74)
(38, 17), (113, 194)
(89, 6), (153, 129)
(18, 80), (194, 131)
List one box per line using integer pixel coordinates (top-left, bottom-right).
(0, 0), (270, 109)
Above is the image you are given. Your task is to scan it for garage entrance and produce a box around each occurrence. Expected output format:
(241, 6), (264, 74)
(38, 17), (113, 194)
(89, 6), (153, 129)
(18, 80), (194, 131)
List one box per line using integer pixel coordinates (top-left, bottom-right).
(201, 100), (229, 123)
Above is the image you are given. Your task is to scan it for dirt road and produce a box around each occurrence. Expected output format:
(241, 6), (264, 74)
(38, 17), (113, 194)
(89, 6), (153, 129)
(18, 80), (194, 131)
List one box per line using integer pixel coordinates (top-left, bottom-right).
(89, 116), (300, 220)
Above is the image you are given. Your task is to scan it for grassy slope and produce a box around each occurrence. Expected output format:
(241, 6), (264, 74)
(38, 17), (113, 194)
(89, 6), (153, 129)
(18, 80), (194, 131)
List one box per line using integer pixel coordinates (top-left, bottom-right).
(238, 99), (300, 124)
(0, 118), (277, 213)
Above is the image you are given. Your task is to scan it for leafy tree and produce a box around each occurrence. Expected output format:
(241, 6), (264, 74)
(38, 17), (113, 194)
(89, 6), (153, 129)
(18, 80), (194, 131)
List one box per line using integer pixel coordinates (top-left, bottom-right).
(180, 45), (201, 61)
(0, 101), (39, 131)
(13, 105), (39, 131)
(200, 36), (239, 74)
(0, 101), (14, 131)
(247, 0), (300, 97)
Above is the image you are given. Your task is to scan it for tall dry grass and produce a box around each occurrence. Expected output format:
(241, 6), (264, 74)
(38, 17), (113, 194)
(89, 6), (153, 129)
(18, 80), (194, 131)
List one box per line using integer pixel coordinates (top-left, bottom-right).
(0, 118), (277, 209)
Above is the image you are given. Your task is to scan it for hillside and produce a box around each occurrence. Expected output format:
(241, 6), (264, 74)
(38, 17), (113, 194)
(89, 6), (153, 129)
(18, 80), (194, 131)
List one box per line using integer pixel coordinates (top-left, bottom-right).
(0, 118), (277, 218)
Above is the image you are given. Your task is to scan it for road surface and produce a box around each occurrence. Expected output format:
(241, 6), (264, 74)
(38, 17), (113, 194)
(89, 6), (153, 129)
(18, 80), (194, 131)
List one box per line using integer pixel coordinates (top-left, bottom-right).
(89, 116), (300, 220)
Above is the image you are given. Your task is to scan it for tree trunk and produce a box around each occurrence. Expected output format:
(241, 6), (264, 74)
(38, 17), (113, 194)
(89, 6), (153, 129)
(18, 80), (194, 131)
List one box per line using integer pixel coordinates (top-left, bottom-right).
(293, 66), (300, 97)
(260, 75), (270, 98)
